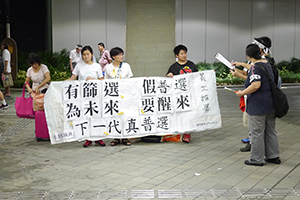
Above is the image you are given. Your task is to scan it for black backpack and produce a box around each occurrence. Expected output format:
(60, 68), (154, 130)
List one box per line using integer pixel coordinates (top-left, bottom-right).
(265, 55), (280, 87)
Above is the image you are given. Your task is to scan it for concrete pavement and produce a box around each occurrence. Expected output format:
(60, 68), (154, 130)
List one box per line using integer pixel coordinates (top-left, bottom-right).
(0, 85), (299, 199)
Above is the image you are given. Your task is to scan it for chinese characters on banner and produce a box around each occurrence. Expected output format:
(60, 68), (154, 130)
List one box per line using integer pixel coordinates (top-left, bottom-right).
(44, 71), (222, 144)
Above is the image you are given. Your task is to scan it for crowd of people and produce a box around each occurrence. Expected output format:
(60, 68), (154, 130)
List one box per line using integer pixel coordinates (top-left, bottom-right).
(1, 38), (281, 166)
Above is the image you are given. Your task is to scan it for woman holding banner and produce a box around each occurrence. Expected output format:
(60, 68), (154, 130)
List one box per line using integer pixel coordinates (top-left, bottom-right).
(105, 47), (133, 146)
(67, 45), (105, 148)
(165, 44), (198, 143)
(235, 44), (280, 166)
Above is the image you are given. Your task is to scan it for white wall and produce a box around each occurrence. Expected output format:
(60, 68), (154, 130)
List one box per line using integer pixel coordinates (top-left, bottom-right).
(176, 0), (300, 63)
(52, 0), (300, 64)
(52, 0), (126, 59)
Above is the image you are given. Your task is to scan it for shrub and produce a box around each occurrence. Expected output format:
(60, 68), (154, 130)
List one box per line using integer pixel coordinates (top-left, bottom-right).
(276, 57), (300, 73)
(18, 49), (70, 72)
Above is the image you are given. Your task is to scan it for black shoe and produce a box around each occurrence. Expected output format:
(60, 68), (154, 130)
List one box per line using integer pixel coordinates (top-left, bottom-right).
(240, 143), (251, 152)
(244, 160), (264, 166)
(0, 104), (9, 109)
(265, 157), (281, 164)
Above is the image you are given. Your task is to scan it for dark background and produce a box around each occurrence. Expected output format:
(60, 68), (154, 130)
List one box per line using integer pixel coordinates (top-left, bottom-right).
(0, 0), (48, 52)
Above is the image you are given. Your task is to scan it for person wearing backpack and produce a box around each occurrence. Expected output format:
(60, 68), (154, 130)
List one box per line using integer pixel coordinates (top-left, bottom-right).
(235, 44), (281, 166)
(253, 36), (281, 88)
(232, 36), (280, 152)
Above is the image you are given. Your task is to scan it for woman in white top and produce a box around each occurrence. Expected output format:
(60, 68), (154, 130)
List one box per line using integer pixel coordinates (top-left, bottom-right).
(25, 53), (51, 94)
(67, 45), (105, 148)
(105, 48), (133, 80)
(105, 47), (133, 146)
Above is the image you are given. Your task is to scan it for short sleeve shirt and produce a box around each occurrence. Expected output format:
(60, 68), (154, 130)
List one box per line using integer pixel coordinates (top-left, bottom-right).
(166, 60), (198, 76)
(2, 49), (11, 73)
(72, 61), (103, 81)
(105, 62), (133, 79)
(245, 62), (275, 115)
(26, 64), (50, 92)
(69, 49), (81, 64)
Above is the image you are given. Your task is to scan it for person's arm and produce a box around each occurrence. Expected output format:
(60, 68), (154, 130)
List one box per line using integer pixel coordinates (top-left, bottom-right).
(65, 74), (77, 81)
(70, 59), (73, 72)
(85, 76), (104, 81)
(230, 69), (247, 80)
(35, 72), (51, 94)
(25, 76), (33, 94)
(4, 60), (8, 73)
(236, 81), (261, 97)
(232, 61), (251, 70)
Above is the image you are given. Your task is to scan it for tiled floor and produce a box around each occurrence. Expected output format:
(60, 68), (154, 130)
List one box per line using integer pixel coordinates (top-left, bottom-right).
(0, 85), (299, 199)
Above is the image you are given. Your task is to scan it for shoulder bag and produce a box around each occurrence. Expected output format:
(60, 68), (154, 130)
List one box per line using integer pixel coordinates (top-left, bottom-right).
(257, 63), (289, 118)
(15, 84), (35, 119)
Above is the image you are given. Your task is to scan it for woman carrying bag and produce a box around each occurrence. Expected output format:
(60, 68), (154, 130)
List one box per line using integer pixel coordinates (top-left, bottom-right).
(235, 44), (281, 166)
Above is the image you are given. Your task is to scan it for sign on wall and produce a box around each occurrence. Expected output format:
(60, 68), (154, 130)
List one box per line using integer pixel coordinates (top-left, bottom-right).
(44, 70), (222, 144)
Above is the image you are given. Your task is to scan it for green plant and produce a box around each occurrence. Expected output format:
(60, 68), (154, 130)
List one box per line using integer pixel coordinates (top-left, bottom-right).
(276, 57), (300, 73)
(197, 62), (230, 78)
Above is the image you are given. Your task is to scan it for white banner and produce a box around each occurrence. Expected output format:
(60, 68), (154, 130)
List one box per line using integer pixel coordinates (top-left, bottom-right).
(44, 70), (222, 144)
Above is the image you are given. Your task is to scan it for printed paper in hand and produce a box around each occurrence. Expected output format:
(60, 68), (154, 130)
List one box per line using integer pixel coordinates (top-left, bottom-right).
(215, 53), (234, 70)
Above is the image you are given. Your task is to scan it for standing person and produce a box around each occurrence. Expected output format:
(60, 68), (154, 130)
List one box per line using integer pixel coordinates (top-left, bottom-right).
(252, 36), (280, 87)
(235, 44), (280, 166)
(165, 44), (198, 143)
(232, 36), (279, 151)
(67, 45), (105, 148)
(98, 42), (112, 76)
(0, 90), (8, 109)
(105, 47), (133, 146)
(69, 44), (82, 72)
(1, 43), (12, 97)
(25, 53), (51, 94)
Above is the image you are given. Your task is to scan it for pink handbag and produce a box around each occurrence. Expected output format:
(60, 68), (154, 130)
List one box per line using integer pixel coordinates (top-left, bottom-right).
(15, 84), (35, 119)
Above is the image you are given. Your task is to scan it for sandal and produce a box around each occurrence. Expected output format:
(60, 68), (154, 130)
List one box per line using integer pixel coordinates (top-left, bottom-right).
(182, 134), (191, 143)
(110, 139), (121, 146)
(122, 139), (131, 146)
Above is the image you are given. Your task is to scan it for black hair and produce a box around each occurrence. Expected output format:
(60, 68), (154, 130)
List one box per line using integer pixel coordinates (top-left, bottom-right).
(246, 44), (262, 59)
(28, 53), (41, 65)
(81, 45), (93, 56)
(173, 44), (188, 56)
(254, 36), (271, 48)
(2, 43), (8, 49)
(98, 42), (105, 48)
(110, 47), (124, 59)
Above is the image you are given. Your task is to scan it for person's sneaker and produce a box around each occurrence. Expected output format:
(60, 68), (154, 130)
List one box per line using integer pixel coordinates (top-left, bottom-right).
(241, 137), (250, 143)
(95, 140), (106, 147)
(83, 140), (92, 148)
(244, 160), (264, 166)
(265, 157), (281, 164)
(240, 143), (251, 152)
(0, 104), (9, 109)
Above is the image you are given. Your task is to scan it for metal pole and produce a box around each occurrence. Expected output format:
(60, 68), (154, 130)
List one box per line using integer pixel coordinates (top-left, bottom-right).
(5, 0), (10, 38)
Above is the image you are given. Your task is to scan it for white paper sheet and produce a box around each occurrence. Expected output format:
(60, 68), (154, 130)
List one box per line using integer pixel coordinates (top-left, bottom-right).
(215, 53), (234, 70)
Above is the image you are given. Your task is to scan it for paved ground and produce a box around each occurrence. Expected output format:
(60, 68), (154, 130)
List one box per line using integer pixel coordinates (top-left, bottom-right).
(0, 85), (299, 199)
